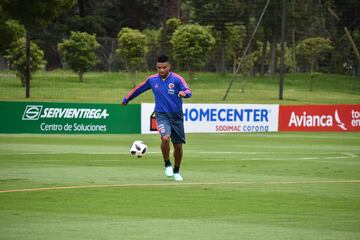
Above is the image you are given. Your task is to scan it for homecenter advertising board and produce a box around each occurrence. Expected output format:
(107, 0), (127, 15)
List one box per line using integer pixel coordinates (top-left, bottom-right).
(0, 101), (140, 134)
(279, 104), (360, 132)
(141, 103), (279, 134)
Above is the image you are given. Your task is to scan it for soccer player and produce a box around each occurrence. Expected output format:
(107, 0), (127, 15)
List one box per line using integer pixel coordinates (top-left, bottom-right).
(122, 54), (192, 181)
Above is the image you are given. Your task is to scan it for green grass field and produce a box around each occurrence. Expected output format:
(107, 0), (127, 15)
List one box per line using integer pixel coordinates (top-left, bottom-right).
(1, 133), (360, 240)
(1, 71), (359, 239)
(1, 70), (359, 104)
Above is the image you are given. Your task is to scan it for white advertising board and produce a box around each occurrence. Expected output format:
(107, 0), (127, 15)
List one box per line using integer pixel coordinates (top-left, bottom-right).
(141, 103), (279, 134)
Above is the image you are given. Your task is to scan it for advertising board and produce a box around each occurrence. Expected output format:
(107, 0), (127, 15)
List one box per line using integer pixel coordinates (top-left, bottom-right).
(0, 101), (140, 134)
(141, 103), (279, 134)
(279, 104), (360, 132)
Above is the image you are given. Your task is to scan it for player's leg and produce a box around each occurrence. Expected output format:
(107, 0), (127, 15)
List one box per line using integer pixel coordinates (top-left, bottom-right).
(173, 143), (183, 173)
(156, 113), (173, 177)
(170, 116), (185, 181)
(160, 134), (173, 177)
(160, 134), (170, 163)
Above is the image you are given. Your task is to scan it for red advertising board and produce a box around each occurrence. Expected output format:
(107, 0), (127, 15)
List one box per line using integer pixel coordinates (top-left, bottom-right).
(279, 104), (360, 132)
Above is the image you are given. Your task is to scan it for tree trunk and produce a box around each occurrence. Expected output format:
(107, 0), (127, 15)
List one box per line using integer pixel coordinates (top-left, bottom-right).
(232, 52), (237, 74)
(292, 29), (296, 72)
(78, 0), (86, 17)
(79, 71), (84, 82)
(291, 0), (296, 72)
(108, 39), (115, 72)
(161, 0), (168, 53)
(25, 29), (31, 98)
(260, 40), (267, 76)
(168, 0), (180, 18)
(220, 29), (226, 75)
(268, 29), (277, 77)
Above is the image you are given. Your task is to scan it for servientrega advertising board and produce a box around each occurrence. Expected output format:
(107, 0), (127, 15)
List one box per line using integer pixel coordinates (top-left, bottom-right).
(0, 101), (140, 134)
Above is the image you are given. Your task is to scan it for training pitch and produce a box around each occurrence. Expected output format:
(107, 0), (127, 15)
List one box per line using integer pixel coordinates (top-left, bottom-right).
(0, 132), (359, 240)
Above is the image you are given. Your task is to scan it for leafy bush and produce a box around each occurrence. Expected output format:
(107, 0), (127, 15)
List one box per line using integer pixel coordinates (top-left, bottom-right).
(171, 24), (215, 80)
(116, 27), (148, 86)
(5, 37), (46, 86)
(58, 31), (100, 82)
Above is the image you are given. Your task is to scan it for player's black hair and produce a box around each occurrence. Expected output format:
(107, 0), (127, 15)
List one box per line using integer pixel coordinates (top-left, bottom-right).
(157, 54), (169, 63)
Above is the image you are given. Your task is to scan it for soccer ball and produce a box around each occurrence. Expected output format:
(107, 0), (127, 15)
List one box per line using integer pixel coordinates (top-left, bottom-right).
(130, 140), (148, 158)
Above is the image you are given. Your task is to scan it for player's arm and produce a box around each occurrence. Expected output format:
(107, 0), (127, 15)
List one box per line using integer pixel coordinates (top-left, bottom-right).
(122, 79), (151, 105)
(178, 78), (192, 98)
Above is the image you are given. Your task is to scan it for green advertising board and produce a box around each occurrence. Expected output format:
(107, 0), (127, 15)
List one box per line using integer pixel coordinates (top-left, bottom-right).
(0, 101), (140, 134)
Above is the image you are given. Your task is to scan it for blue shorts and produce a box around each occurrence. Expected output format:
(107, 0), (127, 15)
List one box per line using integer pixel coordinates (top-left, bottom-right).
(155, 112), (185, 144)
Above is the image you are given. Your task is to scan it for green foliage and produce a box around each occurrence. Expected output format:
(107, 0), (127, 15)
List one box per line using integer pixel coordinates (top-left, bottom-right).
(159, 18), (183, 54)
(68, 16), (106, 36)
(170, 24), (216, 79)
(4, 38), (46, 86)
(240, 52), (258, 76)
(310, 72), (322, 79)
(58, 31), (100, 82)
(116, 27), (148, 72)
(0, 0), (75, 29)
(160, 18), (182, 41)
(166, 18), (182, 33)
(142, 29), (161, 70)
(0, 19), (25, 55)
(296, 37), (333, 72)
(189, 0), (245, 29)
(225, 24), (246, 73)
(116, 27), (148, 86)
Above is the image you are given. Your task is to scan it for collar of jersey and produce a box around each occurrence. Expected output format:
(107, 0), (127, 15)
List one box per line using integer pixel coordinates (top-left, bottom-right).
(160, 72), (172, 81)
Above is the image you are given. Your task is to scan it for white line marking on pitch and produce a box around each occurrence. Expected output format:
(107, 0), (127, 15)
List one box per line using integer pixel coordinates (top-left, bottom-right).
(299, 152), (358, 160)
(1, 180), (360, 194)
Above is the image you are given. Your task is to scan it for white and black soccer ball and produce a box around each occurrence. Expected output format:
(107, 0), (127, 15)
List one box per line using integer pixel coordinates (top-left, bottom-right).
(130, 140), (148, 158)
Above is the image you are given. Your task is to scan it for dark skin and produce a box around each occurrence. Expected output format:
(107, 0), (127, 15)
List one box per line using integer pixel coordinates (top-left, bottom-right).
(157, 62), (185, 168)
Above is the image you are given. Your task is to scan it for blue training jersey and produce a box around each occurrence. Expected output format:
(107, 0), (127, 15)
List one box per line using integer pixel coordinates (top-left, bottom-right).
(122, 72), (192, 113)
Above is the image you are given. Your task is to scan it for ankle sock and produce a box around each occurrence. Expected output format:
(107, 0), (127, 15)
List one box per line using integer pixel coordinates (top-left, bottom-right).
(173, 166), (180, 173)
(164, 160), (171, 167)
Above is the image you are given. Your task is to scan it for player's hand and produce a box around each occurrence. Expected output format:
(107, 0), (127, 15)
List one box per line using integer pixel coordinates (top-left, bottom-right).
(121, 97), (128, 106)
(178, 91), (186, 98)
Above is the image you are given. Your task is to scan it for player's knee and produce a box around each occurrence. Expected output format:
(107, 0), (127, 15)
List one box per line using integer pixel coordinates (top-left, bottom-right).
(161, 135), (170, 142)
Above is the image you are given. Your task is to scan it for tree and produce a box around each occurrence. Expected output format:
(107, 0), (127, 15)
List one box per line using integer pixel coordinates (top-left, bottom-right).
(143, 29), (161, 70)
(96, 0), (162, 37)
(116, 27), (148, 87)
(188, 0), (245, 74)
(225, 24), (246, 74)
(58, 31), (100, 82)
(0, 19), (25, 55)
(171, 24), (216, 80)
(0, 0), (76, 97)
(296, 37), (333, 91)
(5, 38), (46, 86)
(159, 17), (182, 57)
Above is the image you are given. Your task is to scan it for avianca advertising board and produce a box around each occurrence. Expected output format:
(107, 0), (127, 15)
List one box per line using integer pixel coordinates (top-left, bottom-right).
(141, 103), (279, 134)
(279, 104), (360, 132)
